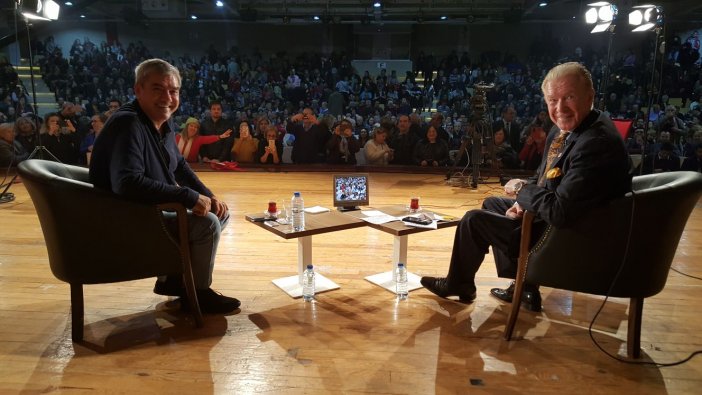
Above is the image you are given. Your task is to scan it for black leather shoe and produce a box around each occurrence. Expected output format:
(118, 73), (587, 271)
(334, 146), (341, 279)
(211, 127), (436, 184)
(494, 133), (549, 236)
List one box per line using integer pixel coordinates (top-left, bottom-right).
(490, 281), (542, 312)
(153, 276), (184, 296)
(180, 288), (241, 314)
(420, 276), (476, 302)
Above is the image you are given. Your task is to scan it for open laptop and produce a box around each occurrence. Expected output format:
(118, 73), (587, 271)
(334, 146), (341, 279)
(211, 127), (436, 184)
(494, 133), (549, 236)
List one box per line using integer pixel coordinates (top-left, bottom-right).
(333, 173), (369, 211)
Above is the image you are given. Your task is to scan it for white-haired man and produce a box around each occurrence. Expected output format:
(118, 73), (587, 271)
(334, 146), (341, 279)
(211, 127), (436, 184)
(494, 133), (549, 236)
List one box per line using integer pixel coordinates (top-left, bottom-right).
(421, 62), (632, 312)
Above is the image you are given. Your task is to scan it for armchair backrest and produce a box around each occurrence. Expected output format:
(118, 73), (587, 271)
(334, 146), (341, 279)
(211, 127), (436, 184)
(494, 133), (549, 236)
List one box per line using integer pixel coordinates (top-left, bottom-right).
(18, 159), (184, 284)
(525, 171), (702, 298)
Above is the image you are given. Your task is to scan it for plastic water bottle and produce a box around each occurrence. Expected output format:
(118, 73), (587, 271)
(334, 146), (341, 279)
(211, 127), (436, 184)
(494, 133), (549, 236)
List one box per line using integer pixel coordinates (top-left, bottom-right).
(291, 192), (305, 231)
(302, 264), (315, 301)
(396, 263), (408, 300)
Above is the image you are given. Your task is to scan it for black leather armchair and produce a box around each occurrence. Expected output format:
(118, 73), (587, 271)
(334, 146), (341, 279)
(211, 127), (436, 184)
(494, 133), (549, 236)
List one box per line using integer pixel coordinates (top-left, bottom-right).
(18, 159), (203, 342)
(505, 171), (702, 358)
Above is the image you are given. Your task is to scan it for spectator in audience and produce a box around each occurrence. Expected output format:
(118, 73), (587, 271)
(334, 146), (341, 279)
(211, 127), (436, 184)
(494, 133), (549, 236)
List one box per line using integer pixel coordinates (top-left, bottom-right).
(519, 124), (546, 171)
(658, 105), (688, 144)
(413, 125), (449, 167)
(358, 128), (370, 146)
(682, 127), (702, 158)
(651, 131), (682, 156)
(326, 119), (360, 165)
(626, 129), (646, 155)
(176, 117), (231, 163)
(258, 125), (283, 164)
(390, 114), (419, 165)
(488, 128), (520, 169)
(643, 142), (681, 173)
(106, 98), (122, 117)
(200, 101), (234, 162)
(286, 108), (328, 164)
(364, 126), (394, 166)
(14, 116), (39, 156)
(681, 144), (702, 172)
(0, 123), (27, 167)
(494, 106), (523, 151)
(231, 121), (259, 163)
(79, 113), (107, 165)
(41, 112), (78, 164)
(429, 112), (449, 142)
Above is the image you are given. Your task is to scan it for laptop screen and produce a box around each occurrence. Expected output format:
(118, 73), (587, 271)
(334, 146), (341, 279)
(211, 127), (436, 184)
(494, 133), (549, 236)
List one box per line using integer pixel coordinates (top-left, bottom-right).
(333, 173), (369, 210)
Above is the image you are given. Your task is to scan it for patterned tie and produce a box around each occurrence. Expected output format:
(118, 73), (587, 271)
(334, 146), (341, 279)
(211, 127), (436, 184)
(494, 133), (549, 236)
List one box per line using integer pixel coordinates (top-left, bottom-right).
(538, 130), (570, 186)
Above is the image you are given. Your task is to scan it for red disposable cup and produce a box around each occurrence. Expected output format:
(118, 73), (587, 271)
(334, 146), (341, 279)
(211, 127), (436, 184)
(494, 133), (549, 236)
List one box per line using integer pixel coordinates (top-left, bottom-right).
(410, 197), (420, 211)
(267, 201), (277, 215)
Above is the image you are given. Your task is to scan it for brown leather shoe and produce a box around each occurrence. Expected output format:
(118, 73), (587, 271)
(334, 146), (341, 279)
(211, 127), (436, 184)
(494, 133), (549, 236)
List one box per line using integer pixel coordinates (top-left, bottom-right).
(420, 276), (476, 302)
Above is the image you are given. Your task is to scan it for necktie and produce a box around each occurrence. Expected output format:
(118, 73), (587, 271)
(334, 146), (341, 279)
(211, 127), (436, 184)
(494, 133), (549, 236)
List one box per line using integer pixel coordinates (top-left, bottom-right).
(538, 130), (570, 186)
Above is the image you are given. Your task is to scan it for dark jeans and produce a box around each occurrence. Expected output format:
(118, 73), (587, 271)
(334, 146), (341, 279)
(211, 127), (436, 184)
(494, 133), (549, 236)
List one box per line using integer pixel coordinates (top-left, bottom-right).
(446, 196), (522, 290)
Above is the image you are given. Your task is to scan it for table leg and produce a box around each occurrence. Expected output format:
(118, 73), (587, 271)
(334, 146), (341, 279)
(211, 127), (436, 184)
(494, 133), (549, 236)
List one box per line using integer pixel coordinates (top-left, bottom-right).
(272, 235), (340, 298)
(365, 234), (423, 293)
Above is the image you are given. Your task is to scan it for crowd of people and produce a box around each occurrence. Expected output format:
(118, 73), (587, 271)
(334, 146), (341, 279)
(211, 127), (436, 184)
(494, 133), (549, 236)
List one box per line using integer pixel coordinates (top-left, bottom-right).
(1, 32), (701, 174)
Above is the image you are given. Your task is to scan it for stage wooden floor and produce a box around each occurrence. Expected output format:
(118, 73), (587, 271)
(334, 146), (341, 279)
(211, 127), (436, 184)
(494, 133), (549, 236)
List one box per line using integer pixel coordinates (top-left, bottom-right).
(1, 171), (701, 394)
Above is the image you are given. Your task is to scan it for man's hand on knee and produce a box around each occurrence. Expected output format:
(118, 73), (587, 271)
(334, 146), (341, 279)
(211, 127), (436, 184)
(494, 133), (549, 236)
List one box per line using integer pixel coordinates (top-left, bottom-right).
(210, 196), (229, 219)
(505, 202), (524, 220)
(193, 194), (212, 216)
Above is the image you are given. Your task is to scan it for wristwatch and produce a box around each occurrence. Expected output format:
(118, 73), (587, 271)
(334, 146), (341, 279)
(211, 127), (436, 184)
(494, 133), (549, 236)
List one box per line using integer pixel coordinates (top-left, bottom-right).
(513, 181), (525, 195)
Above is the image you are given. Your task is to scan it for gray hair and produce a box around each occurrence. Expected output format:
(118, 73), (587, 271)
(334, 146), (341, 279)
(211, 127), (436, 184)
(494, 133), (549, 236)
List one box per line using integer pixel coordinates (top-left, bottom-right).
(134, 58), (181, 87)
(541, 62), (594, 96)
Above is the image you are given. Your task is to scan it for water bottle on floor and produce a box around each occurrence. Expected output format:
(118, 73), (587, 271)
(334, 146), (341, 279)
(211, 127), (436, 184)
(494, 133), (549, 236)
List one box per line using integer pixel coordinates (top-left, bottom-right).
(291, 192), (305, 231)
(302, 264), (315, 301)
(396, 263), (408, 300)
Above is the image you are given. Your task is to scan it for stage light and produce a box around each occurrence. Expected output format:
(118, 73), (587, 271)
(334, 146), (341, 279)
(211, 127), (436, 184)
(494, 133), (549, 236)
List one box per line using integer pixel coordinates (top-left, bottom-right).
(190, 15), (197, 20)
(440, 15), (447, 20)
(373, 2), (381, 8)
(539, 2), (548, 7)
(629, 5), (662, 32)
(313, 15), (320, 21)
(64, 1), (72, 5)
(21, 0), (61, 21)
(584, 2), (617, 33)
(216, 1), (224, 7)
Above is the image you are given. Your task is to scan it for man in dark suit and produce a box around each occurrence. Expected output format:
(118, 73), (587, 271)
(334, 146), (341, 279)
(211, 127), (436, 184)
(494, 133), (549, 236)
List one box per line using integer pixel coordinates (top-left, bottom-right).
(421, 62), (631, 312)
(494, 105), (523, 151)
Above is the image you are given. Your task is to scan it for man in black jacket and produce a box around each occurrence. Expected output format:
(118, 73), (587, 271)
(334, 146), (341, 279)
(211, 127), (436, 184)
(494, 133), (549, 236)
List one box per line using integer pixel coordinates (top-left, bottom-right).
(89, 58), (240, 314)
(421, 62), (632, 312)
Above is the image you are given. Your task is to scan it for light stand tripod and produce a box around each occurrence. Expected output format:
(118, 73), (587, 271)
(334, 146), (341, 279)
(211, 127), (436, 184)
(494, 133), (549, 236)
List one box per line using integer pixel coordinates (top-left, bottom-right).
(22, 16), (60, 162)
(0, 3), (61, 205)
(638, 26), (664, 175)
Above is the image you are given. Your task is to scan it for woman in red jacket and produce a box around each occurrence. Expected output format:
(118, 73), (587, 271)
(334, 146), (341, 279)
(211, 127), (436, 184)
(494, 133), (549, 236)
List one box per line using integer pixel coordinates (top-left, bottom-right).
(175, 117), (231, 163)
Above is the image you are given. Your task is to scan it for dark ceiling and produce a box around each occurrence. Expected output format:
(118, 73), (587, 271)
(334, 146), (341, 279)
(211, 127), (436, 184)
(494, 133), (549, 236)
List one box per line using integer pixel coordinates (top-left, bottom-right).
(29, 0), (702, 25)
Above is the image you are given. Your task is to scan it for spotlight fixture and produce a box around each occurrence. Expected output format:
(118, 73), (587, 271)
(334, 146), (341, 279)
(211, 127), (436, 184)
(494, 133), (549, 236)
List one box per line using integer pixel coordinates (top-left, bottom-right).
(21, 0), (61, 21)
(539, 2), (548, 7)
(313, 15), (320, 21)
(373, 2), (381, 8)
(629, 5), (663, 32)
(584, 2), (617, 33)
(440, 15), (447, 20)
(190, 15), (197, 20)
(216, 1), (224, 7)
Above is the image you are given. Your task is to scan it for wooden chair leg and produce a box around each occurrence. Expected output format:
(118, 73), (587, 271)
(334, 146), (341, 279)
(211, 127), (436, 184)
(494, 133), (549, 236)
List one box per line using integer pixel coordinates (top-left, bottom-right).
(183, 272), (203, 328)
(627, 297), (644, 359)
(169, 204), (203, 328)
(70, 284), (84, 342)
(504, 211), (534, 341)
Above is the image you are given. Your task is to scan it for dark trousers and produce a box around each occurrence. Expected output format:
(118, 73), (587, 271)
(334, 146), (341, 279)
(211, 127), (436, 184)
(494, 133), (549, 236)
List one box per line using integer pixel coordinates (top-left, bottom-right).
(446, 196), (522, 290)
